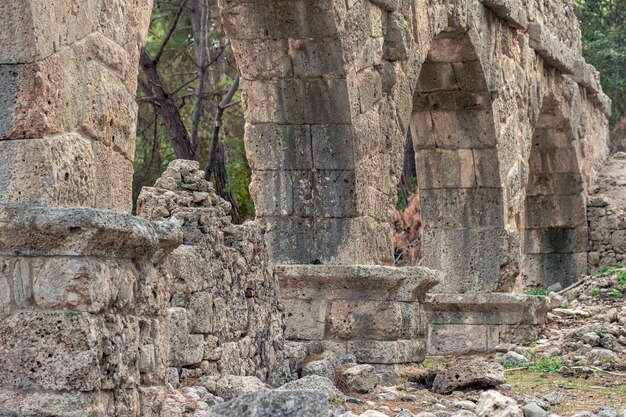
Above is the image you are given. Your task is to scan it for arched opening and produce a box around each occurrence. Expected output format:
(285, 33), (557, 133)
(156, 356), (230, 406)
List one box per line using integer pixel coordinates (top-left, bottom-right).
(522, 98), (587, 289)
(410, 27), (511, 294)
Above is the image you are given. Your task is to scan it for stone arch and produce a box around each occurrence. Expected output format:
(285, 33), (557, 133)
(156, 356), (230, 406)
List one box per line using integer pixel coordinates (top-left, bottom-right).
(410, 27), (513, 293)
(522, 96), (588, 288)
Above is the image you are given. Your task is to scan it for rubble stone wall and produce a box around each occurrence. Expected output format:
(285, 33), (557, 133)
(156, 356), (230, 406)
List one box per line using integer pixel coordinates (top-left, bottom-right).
(587, 196), (626, 272)
(137, 160), (290, 387)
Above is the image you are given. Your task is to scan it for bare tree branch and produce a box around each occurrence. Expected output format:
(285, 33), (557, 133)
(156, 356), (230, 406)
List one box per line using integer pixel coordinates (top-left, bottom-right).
(139, 47), (195, 160)
(153, 0), (187, 65)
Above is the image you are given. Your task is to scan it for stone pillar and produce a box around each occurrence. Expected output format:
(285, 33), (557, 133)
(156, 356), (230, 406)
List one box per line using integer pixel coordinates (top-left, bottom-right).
(0, 206), (181, 415)
(220, 0), (399, 265)
(0, 0), (152, 210)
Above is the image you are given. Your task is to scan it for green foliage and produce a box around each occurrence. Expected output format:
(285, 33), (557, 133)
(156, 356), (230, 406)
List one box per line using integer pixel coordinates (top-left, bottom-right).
(590, 288), (600, 297)
(616, 271), (626, 285)
(561, 301), (571, 309)
(529, 357), (563, 373)
(524, 287), (549, 297)
(609, 288), (622, 297)
(134, 1), (253, 219)
(574, 0), (626, 128)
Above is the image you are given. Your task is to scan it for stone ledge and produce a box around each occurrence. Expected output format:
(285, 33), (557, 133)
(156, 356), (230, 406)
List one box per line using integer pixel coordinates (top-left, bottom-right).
(479, 0), (528, 30)
(528, 22), (576, 75)
(0, 205), (181, 259)
(276, 264), (440, 302)
(424, 293), (554, 354)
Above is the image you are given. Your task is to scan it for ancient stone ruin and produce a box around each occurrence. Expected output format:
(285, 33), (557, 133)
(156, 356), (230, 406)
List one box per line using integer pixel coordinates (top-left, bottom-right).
(0, 0), (621, 415)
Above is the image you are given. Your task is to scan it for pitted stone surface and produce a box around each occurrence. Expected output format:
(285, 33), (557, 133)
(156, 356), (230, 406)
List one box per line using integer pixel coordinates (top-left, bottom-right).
(137, 160), (290, 385)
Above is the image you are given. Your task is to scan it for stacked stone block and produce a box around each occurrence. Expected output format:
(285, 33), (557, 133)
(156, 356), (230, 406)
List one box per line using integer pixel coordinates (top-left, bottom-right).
(137, 160), (290, 386)
(0, 0), (152, 211)
(0, 206), (181, 415)
(522, 99), (588, 289)
(411, 28), (517, 294)
(276, 264), (439, 366)
(587, 196), (626, 272)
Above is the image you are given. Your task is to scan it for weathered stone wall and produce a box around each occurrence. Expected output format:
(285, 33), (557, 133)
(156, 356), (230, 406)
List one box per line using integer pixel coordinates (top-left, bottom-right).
(588, 196), (626, 271)
(0, 206), (181, 415)
(137, 160), (290, 386)
(0, 0), (152, 211)
(220, 0), (611, 292)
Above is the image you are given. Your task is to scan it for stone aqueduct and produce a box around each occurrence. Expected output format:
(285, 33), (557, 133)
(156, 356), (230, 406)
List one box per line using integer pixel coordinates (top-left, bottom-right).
(0, 0), (614, 415)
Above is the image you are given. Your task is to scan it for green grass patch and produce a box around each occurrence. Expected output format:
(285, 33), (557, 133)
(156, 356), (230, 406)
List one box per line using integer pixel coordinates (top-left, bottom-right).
(529, 357), (563, 373)
(590, 288), (600, 297)
(524, 287), (549, 296)
(609, 289), (622, 297)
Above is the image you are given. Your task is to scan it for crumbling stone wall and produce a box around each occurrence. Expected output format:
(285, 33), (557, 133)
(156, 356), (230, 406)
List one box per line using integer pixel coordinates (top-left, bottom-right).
(137, 160), (289, 386)
(587, 196), (626, 271)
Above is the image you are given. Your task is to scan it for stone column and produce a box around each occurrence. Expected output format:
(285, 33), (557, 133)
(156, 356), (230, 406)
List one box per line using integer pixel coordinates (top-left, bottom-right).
(1, 0), (152, 210)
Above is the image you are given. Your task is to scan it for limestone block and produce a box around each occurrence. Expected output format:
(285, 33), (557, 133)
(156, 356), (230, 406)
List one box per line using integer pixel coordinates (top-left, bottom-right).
(522, 253), (587, 288)
(263, 217), (313, 264)
(525, 195), (586, 228)
(427, 309), (485, 325)
(0, 389), (113, 417)
(428, 324), (488, 354)
(415, 148), (476, 189)
(163, 245), (214, 293)
(353, 107), (384, 161)
(0, 134), (97, 207)
(311, 124), (355, 170)
(0, 56), (75, 139)
(0, 206), (181, 260)
(526, 172), (584, 196)
(528, 147), (580, 174)
(278, 265), (438, 306)
(357, 67), (383, 113)
(452, 60), (489, 91)
(312, 217), (394, 265)
(347, 339), (425, 364)
(479, 0), (529, 29)
(93, 141), (134, 211)
(31, 258), (135, 313)
(421, 228), (513, 293)
(410, 111), (436, 149)
(232, 39), (292, 80)
(473, 148), (502, 187)
(356, 185), (394, 222)
(168, 308), (204, 366)
(426, 32), (477, 63)
(328, 301), (419, 340)
(417, 62), (458, 92)
(489, 324), (539, 347)
(100, 316), (142, 390)
(0, 0), (100, 64)
(188, 291), (214, 333)
(293, 170), (356, 218)
(0, 311), (101, 391)
(244, 78), (351, 124)
(221, 0), (342, 40)
(282, 298), (326, 341)
(531, 127), (571, 148)
(523, 227), (588, 254)
(420, 188), (504, 228)
(424, 110), (496, 148)
(528, 22), (576, 74)
(289, 39), (345, 77)
(414, 91), (490, 111)
(250, 171), (294, 216)
(383, 12), (410, 61)
(82, 60), (138, 160)
(245, 124), (312, 170)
